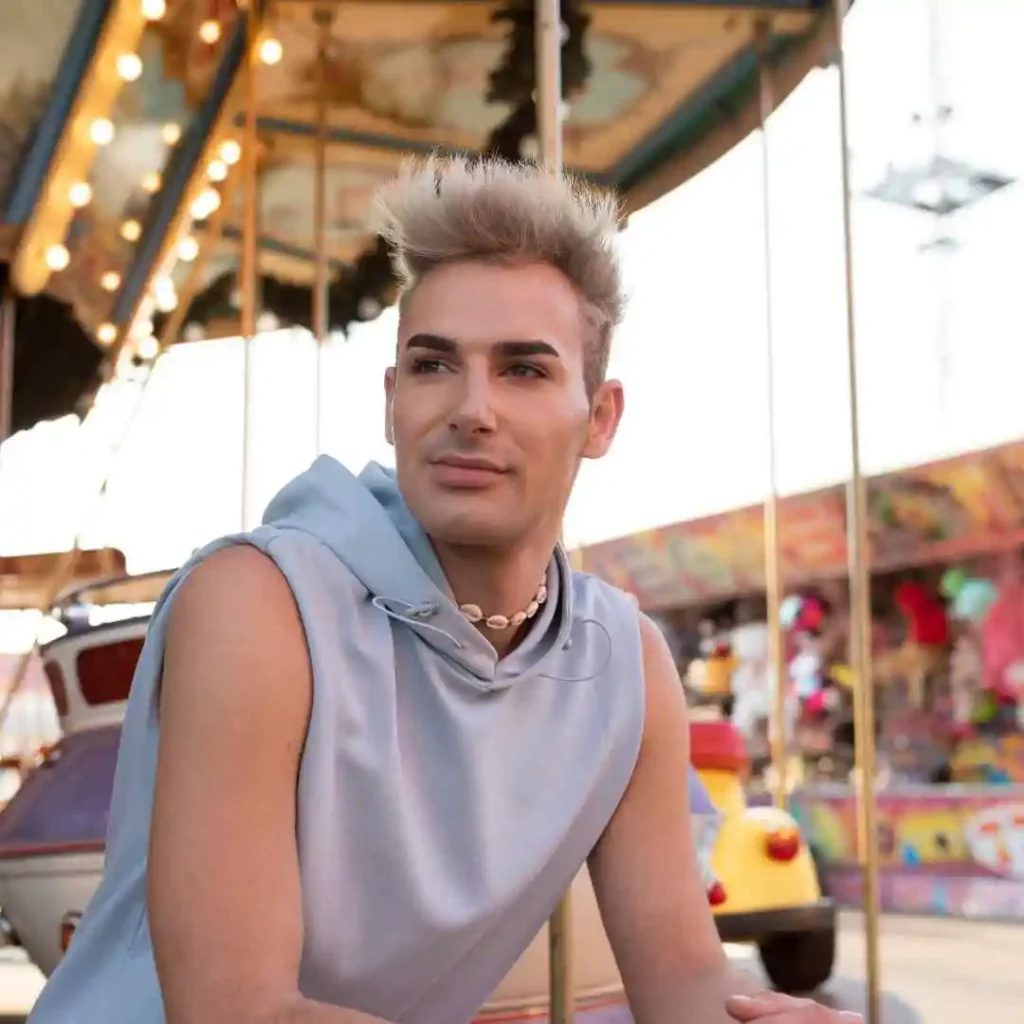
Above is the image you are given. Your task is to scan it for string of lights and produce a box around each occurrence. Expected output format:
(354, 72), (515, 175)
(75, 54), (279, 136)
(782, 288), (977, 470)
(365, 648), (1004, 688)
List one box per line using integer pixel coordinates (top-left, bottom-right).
(166, 0), (593, 342)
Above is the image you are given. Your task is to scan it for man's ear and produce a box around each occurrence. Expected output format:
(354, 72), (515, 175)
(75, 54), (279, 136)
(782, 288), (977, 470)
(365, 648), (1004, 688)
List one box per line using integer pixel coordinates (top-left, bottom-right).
(582, 379), (624, 460)
(383, 366), (396, 445)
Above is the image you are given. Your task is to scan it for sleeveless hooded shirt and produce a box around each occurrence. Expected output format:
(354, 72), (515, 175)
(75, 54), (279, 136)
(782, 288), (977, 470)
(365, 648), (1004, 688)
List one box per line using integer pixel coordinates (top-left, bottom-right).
(28, 458), (648, 1023)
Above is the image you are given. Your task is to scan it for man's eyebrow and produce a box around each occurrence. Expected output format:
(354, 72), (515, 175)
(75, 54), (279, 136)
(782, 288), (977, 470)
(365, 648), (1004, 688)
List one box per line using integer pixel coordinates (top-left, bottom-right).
(405, 333), (457, 352)
(495, 340), (561, 360)
(404, 335), (561, 360)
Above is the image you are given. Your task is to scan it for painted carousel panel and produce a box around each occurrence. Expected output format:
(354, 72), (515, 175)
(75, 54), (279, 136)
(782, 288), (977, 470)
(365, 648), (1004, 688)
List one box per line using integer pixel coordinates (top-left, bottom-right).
(0, 0), (82, 215)
(253, 2), (816, 176)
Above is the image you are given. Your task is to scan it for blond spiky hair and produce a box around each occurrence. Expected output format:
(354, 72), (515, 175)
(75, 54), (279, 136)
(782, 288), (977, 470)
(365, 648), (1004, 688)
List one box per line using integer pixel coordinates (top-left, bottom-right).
(372, 155), (624, 395)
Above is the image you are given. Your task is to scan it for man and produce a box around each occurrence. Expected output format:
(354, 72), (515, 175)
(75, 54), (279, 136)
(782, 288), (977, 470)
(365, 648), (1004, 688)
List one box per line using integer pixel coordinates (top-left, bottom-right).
(29, 157), (858, 1023)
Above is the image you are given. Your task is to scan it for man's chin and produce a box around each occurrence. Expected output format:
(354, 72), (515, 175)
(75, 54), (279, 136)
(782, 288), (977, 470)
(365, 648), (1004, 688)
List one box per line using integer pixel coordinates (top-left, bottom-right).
(420, 509), (521, 550)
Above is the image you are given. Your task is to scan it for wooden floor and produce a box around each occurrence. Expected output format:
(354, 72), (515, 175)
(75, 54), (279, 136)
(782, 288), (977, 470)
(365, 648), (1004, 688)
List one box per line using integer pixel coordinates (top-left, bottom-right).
(4, 912), (1022, 1022)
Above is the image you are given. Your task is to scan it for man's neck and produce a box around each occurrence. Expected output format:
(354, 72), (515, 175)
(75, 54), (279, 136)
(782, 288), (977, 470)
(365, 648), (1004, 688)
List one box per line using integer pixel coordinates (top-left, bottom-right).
(432, 538), (557, 657)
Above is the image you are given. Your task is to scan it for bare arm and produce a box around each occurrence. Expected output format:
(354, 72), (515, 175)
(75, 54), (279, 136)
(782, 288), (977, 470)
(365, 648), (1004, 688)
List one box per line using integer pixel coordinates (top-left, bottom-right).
(148, 546), (391, 1024)
(588, 615), (765, 1022)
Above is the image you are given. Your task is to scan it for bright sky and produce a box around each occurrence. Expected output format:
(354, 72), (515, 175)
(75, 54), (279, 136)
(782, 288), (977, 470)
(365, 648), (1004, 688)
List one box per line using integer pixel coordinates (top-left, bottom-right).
(1, 0), (1022, 653)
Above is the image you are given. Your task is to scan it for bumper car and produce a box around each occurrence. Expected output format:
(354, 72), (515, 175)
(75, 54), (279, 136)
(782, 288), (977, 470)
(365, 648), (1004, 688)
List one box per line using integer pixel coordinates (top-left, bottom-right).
(693, 719), (838, 994)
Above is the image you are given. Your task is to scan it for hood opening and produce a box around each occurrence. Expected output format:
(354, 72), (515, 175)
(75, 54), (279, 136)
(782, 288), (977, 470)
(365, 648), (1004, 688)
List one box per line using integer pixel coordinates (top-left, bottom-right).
(262, 457), (579, 691)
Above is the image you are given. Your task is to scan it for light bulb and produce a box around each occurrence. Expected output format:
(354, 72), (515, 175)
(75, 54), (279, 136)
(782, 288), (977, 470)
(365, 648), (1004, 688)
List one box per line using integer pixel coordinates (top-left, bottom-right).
(68, 182), (92, 208)
(199, 19), (221, 44)
(258, 37), (283, 65)
(45, 244), (70, 271)
(121, 219), (142, 242)
(141, 0), (166, 20)
(117, 53), (143, 82)
(153, 278), (178, 312)
(161, 122), (181, 146)
(100, 271), (121, 292)
(141, 171), (162, 193)
(358, 297), (381, 321)
(190, 188), (221, 220)
(90, 118), (115, 146)
(177, 236), (200, 262)
(219, 140), (241, 165)
(137, 335), (160, 361)
(519, 136), (539, 161)
(256, 311), (280, 333)
(207, 159), (228, 182)
(97, 323), (117, 345)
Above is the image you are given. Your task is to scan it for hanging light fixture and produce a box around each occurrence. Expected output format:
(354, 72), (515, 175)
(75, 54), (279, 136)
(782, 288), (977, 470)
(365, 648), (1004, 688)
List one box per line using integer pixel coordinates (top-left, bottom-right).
(258, 37), (284, 65)
(68, 182), (92, 208)
(177, 236), (200, 262)
(199, 20), (222, 45)
(45, 244), (70, 271)
(141, 0), (166, 20)
(97, 323), (118, 345)
(90, 118), (115, 146)
(121, 219), (142, 242)
(136, 335), (161, 361)
(117, 53), (143, 82)
(190, 188), (221, 220)
(153, 278), (178, 313)
(100, 271), (121, 292)
(219, 140), (241, 165)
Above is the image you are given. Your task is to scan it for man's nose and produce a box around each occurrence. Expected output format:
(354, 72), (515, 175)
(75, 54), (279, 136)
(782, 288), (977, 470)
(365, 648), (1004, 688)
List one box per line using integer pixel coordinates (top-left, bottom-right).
(448, 369), (497, 435)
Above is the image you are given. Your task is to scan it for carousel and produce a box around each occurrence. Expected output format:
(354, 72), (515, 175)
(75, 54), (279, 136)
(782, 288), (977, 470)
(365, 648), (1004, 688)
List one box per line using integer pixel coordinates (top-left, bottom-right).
(0, 0), (889, 1021)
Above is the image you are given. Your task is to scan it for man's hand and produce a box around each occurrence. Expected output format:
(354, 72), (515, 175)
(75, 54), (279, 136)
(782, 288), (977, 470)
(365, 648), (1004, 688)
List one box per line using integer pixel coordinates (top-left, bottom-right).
(727, 992), (863, 1022)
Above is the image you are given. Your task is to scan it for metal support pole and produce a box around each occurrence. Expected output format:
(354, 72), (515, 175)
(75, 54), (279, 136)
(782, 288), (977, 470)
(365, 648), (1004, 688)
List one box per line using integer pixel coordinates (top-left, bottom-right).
(0, 285), (14, 451)
(536, 0), (571, 1019)
(535, 0), (562, 175)
(832, 3), (882, 1022)
(240, 5), (260, 530)
(755, 23), (788, 810)
(312, 7), (332, 457)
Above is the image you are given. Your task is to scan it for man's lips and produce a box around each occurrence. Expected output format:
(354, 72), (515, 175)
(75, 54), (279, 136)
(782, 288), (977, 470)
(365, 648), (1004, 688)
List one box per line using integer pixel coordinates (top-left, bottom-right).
(429, 455), (507, 488)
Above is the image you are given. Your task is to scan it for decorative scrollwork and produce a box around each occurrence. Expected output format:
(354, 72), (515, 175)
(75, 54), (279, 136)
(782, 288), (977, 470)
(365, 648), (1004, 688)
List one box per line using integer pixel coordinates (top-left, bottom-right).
(166, 1), (593, 341)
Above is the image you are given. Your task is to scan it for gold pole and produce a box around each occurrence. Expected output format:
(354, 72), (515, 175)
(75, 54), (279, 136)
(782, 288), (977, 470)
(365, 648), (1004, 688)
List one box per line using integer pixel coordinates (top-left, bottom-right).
(535, 0), (562, 175)
(754, 23), (788, 810)
(240, 4), (260, 530)
(0, 285), (14, 452)
(312, 7), (332, 457)
(535, 0), (571, 1019)
(832, 3), (881, 1021)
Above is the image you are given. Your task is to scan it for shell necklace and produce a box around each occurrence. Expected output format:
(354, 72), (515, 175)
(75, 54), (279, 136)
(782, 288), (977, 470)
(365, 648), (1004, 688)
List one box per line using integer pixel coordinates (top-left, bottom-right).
(459, 581), (549, 631)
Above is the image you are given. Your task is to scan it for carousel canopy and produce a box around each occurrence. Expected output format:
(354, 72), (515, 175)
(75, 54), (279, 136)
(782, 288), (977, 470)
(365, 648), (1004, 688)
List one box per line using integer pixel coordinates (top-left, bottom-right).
(0, 548), (127, 609)
(1, 0), (840, 437)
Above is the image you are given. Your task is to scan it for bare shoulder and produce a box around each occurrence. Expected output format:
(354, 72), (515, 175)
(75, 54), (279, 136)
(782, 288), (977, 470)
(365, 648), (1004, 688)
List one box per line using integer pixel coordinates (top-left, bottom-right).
(163, 543), (310, 716)
(150, 543), (314, 1019)
(168, 542), (300, 635)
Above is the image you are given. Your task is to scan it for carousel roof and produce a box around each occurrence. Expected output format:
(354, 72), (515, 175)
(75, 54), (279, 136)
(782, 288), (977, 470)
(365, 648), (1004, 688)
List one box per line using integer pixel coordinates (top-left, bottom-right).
(1, 0), (840, 437)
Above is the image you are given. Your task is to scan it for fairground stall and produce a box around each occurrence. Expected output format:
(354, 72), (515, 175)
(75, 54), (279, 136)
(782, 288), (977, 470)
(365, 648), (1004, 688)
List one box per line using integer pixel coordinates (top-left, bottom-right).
(0, 1), (886, 1021)
(581, 439), (1024, 921)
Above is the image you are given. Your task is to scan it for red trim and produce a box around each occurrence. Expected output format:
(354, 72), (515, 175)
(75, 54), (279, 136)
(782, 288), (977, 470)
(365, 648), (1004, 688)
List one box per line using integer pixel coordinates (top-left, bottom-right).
(0, 839), (106, 860)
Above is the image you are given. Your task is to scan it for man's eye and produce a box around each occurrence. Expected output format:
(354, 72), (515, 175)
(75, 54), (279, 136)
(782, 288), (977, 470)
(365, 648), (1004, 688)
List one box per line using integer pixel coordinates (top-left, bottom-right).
(505, 363), (546, 379)
(410, 358), (450, 374)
